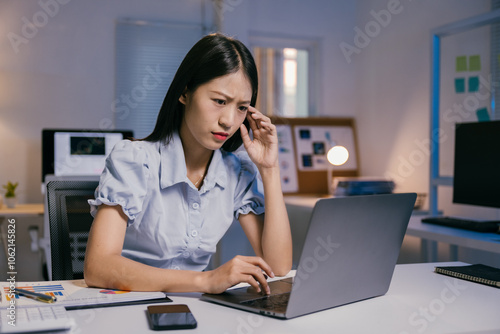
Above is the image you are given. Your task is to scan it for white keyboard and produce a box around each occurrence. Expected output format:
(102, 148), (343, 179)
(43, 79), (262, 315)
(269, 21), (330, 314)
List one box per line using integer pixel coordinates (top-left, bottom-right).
(0, 306), (75, 333)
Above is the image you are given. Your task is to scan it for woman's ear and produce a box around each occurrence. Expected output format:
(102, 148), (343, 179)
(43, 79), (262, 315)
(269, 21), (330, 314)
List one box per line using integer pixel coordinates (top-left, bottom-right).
(178, 87), (188, 105)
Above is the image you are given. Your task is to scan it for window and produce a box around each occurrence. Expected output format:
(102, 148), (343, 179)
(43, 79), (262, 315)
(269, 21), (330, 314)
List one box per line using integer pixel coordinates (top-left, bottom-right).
(114, 20), (203, 138)
(250, 35), (318, 117)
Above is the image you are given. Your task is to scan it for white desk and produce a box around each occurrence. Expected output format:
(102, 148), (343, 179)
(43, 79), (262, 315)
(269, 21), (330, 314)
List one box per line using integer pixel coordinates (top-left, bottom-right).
(407, 216), (500, 262)
(64, 262), (500, 333)
(284, 196), (500, 264)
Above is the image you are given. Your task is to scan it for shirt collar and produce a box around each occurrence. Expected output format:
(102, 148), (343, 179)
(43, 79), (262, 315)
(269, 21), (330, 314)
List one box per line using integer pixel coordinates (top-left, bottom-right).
(159, 132), (228, 190)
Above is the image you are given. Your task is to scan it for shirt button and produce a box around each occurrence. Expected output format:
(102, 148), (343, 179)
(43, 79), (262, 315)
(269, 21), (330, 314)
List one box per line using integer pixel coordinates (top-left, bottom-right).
(173, 266), (180, 270)
(191, 230), (198, 237)
(183, 251), (190, 258)
(192, 203), (200, 210)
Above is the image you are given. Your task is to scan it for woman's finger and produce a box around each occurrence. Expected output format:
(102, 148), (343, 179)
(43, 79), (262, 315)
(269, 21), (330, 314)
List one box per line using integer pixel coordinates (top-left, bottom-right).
(248, 107), (270, 130)
(248, 107), (276, 135)
(249, 107), (270, 123)
(246, 111), (260, 131)
(238, 264), (270, 295)
(240, 123), (251, 145)
(239, 256), (275, 279)
(252, 268), (270, 295)
(242, 274), (261, 293)
(236, 256), (274, 294)
(255, 121), (275, 134)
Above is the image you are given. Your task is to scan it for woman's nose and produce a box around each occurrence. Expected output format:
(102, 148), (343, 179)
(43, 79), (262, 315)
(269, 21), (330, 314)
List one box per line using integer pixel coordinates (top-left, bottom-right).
(218, 108), (235, 129)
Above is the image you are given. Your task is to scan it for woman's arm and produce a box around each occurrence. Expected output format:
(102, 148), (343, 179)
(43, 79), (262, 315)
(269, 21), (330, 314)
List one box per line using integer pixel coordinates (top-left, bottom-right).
(84, 205), (273, 293)
(239, 107), (293, 276)
(238, 172), (293, 276)
(84, 205), (202, 292)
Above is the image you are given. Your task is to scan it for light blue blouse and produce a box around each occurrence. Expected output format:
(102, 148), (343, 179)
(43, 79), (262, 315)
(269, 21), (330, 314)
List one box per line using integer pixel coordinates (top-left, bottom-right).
(88, 132), (265, 271)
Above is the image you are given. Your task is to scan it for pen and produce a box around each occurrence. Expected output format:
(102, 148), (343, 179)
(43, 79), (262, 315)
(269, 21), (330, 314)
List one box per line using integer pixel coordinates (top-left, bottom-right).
(14, 288), (57, 304)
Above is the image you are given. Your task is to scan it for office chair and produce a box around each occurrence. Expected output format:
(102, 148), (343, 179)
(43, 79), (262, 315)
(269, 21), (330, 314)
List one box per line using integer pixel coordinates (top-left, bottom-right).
(44, 180), (98, 280)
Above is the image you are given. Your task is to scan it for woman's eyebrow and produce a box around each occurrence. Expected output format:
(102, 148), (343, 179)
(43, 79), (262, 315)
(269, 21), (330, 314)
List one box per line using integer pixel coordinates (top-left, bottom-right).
(210, 90), (251, 104)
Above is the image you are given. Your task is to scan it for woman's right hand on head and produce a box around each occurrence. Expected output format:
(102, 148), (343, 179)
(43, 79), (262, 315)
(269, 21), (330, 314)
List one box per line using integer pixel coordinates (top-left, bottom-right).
(202, 255), (275, 294)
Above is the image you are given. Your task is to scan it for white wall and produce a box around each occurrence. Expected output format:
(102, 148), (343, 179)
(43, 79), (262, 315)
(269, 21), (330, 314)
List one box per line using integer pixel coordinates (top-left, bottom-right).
(353, 0), (498, 219)
(221, 0), (358, 118)
(0, 1), (498, 264)
(353, 0), (499, 266)
(0, 0), (207, 203)
(0, 0), (358, 204)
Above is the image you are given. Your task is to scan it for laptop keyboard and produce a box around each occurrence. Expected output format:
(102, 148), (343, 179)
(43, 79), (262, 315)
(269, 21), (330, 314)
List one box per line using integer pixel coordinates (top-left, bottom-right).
(240, 292), (290, 310)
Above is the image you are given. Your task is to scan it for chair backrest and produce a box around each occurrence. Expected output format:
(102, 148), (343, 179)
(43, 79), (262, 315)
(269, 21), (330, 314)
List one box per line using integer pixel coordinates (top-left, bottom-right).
(45, 180), (98, 280)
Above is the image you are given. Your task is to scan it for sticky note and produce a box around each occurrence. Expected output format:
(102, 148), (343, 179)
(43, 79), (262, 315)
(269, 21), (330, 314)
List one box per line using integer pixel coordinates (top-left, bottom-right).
(469, 55), (481, 71)
(476, 108), (490, 122)
(468, 76), (479, 92)
(455, 78), (465, 93)
(456, 56), (467, 72)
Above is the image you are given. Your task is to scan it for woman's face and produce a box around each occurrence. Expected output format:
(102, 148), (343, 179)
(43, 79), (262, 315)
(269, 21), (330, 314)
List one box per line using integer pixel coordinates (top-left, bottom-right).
(179, 69), (252, 152)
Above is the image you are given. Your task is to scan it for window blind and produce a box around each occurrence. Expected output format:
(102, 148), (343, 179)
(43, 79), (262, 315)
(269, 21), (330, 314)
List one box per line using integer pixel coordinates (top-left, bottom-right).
(115, 20), (203, 138)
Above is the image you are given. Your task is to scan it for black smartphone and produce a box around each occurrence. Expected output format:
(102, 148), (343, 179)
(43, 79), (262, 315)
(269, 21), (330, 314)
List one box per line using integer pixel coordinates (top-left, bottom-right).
(147, 304), (197, 330)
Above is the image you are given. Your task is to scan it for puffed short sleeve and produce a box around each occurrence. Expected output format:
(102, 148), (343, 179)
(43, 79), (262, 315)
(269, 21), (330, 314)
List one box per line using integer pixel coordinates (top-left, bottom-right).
(233, 152), (265, 220)
(88, 140), (149, 223)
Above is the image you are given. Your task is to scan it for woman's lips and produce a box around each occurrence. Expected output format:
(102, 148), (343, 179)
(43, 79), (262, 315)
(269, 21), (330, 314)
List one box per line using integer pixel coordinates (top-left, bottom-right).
(212, 132), (229, 141)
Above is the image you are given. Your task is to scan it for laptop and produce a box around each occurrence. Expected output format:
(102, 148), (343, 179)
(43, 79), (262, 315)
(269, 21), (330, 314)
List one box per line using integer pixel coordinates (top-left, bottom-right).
(201, 193), (417, 319)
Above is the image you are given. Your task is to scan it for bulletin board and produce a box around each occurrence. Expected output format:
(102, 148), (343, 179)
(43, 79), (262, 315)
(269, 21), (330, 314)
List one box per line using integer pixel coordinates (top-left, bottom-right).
(272, 117), (359, 195)
(438, 23), (493, 176)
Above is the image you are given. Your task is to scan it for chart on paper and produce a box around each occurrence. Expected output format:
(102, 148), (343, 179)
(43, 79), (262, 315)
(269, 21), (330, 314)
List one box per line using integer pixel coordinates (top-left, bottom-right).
(3, 285), (66, 303)
(2, 283), (74, 307)
(0, 280), (168, 308)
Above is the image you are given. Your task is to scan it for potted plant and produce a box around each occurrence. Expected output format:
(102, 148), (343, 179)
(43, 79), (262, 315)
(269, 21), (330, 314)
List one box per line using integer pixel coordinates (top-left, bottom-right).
(3, 181), (19, 208)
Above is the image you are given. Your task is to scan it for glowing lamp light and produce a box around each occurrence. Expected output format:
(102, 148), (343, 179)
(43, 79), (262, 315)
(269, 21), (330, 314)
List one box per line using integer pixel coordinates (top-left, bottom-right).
(326, 144), (350, 195)
(327, 145), (349, 166)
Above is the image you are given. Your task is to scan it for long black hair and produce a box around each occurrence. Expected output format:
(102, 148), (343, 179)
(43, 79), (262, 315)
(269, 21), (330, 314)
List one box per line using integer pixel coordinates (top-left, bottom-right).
(143, 33), (258, 152)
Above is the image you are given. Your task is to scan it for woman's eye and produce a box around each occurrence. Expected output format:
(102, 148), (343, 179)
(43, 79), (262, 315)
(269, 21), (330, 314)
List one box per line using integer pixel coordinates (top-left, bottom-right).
(239, 106), (249, 112)
(214, 99), (226, 105)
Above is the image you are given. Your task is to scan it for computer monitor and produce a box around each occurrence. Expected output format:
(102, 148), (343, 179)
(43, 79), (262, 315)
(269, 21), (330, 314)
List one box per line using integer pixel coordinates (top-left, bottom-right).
(42, 129), (134, 185)
(453, 120), (500, 208)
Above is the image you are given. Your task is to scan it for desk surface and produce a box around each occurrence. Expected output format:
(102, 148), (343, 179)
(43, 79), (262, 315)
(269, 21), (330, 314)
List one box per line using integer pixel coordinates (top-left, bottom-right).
(0, 203), (44, 216)
(407, 216), (500, 254)
(65, 262), (499, 334)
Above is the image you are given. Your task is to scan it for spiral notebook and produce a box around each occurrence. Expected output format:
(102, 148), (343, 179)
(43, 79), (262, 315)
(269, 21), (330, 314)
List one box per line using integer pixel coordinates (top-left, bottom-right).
(435, 264), (500, 288)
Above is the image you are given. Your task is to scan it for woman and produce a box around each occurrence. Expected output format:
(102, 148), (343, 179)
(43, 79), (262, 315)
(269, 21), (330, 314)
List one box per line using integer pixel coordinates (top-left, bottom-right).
(84, 33), (292, 295)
